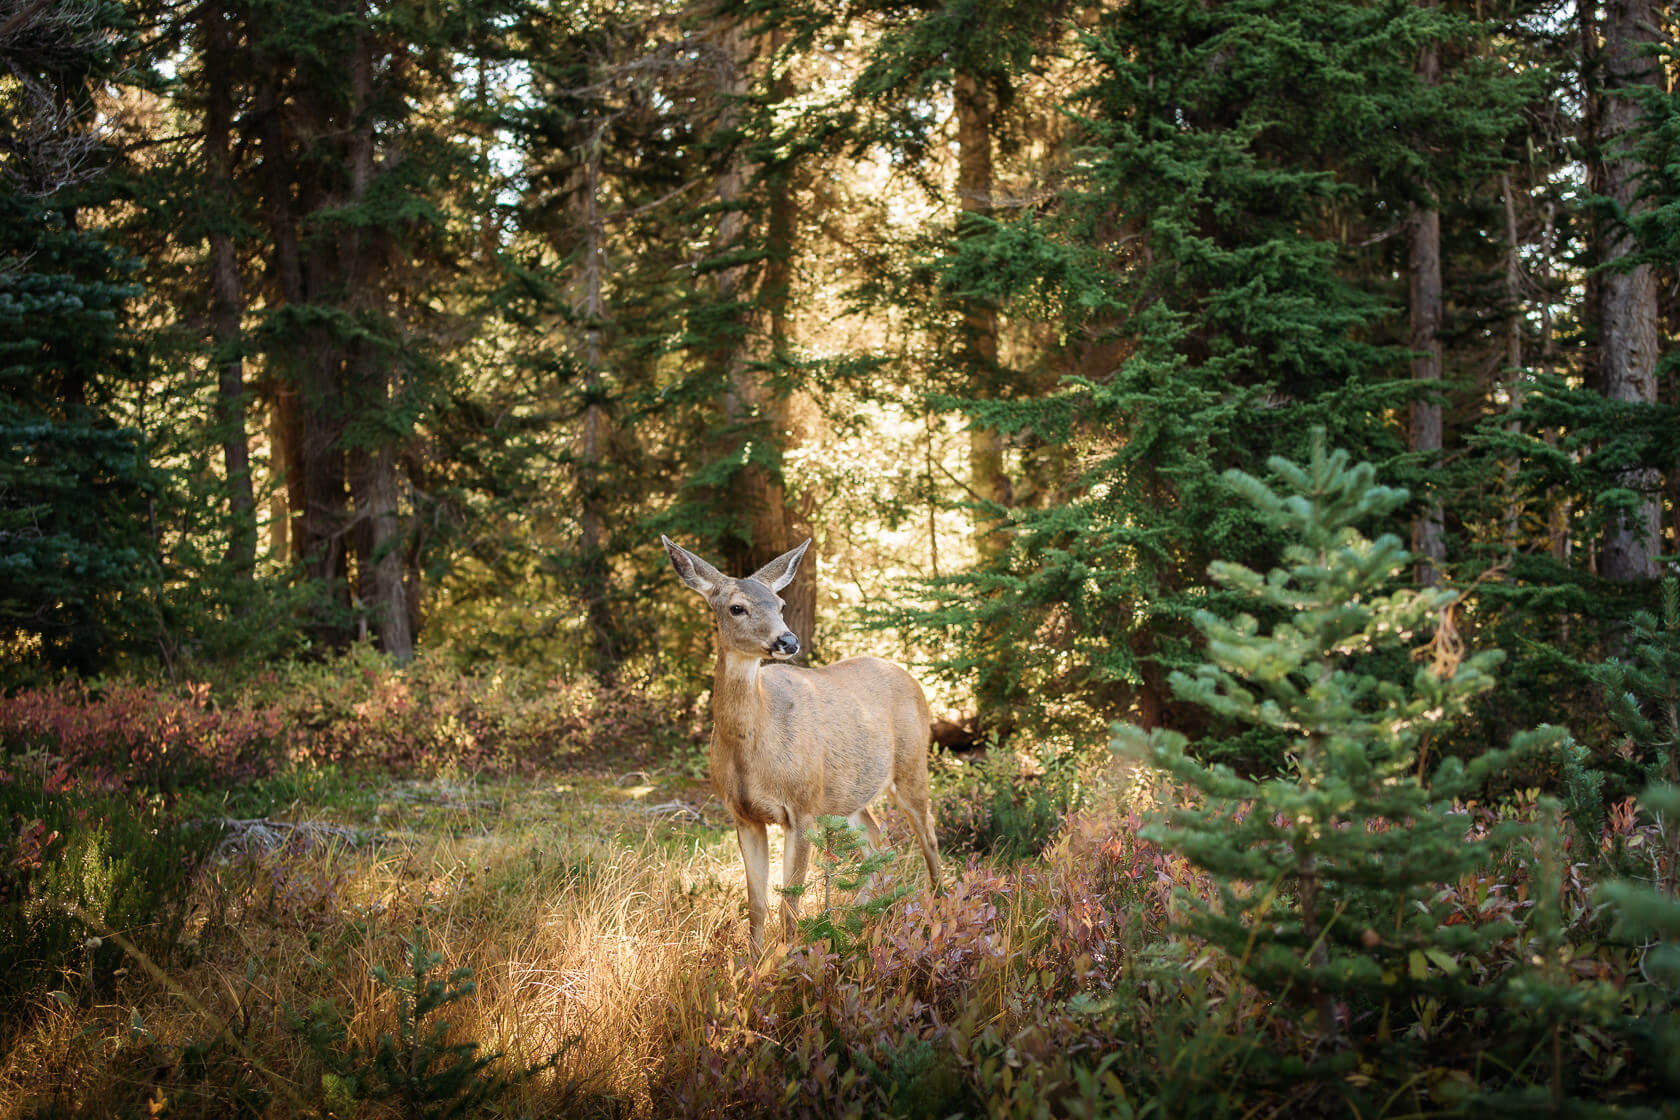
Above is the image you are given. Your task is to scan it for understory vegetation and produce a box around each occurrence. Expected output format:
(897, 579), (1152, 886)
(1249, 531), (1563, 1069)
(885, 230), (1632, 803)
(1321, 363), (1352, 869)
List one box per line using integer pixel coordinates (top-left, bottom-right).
(7, 0), (1680, 1113)
(4, 445), (1677, 1118)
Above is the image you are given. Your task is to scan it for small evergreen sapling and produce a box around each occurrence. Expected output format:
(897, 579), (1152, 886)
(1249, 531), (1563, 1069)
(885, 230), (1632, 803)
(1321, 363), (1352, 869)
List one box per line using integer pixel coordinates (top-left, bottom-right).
(1590, 578), (1680, 790)
(296, 926), (555, 1119)
(1114, 436), (1549, 1068)
(784, 815), (907, 960)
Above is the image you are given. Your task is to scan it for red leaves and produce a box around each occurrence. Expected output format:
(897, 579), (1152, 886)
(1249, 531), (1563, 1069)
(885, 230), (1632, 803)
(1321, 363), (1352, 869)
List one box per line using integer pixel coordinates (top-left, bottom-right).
(0, 653), (705, 790)
(0, 681), (283, 792)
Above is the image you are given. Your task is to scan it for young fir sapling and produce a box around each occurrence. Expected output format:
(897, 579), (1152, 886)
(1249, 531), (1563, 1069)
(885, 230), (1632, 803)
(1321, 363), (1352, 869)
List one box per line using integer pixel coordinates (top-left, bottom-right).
(1114, 435), (1559, 1066)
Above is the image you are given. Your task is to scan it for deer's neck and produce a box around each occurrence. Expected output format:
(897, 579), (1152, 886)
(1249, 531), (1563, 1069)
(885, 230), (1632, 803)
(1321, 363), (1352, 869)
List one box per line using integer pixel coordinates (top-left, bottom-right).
(711, 650), (768, 756)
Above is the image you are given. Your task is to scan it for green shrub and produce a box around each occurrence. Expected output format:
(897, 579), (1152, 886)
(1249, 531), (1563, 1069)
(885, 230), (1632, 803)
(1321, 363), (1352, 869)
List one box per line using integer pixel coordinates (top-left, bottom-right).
(0, 763), (218, 1010)
(935, 739), (1088, 860)
(1115, 436), (1553, 1098)
(293, 925), (561, 1119)
(786, 815), (907, 959)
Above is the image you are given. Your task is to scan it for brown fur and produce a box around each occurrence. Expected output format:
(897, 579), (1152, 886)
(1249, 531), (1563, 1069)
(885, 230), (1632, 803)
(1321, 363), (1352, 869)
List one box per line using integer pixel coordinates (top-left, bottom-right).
(662, 536), (942, 952)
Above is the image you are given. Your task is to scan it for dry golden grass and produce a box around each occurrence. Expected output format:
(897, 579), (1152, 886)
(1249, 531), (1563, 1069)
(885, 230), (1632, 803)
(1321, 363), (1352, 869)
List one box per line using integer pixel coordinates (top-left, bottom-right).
(0, 769), (1000, 1119)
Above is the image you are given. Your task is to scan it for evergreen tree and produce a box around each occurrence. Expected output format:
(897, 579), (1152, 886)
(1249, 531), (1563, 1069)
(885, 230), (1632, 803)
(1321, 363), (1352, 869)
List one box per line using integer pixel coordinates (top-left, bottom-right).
(1115, 436), (1549, 1092)
(0, 0), (153, 679)
(1589, 578), (1680, 793)
(233, 0), (517, 659)
(911, 0), (1539, 749)
(847, 0), (1070, 731)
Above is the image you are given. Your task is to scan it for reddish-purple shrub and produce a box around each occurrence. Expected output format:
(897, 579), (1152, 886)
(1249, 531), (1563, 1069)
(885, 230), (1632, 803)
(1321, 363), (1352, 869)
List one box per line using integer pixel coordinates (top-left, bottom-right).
(0, 651), (706, 789)
(0, 680), (284, 792)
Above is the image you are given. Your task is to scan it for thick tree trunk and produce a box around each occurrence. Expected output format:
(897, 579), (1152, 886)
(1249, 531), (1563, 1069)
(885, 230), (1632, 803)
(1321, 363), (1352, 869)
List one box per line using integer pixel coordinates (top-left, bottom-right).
(955, 69), (1016, 738)
(1408, 40), (1445, 588)
(253, 70), (309, 568)
(710, 20), (815, 658)
(203, 2), (255, 577)
(1595, 0), (1662, 583)
(349, 427), (412, 661)
(257, 38), (350, 631)
(343, 19), (411, 661)
(954, 70), (1011, 565)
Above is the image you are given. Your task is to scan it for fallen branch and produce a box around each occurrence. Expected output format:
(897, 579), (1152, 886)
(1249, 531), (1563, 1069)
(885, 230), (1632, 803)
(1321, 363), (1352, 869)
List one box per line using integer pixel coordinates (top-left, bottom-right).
(208, 817), (373, 856)
(636, 800), (705, 823)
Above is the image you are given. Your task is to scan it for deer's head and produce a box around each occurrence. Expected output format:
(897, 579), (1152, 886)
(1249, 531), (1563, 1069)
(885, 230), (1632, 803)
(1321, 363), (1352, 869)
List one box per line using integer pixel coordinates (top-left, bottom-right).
(662, 536), (810, 659)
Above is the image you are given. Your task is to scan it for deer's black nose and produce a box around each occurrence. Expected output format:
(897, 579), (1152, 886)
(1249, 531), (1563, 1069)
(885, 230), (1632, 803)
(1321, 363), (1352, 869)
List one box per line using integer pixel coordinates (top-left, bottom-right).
(772, 632), (799, 656)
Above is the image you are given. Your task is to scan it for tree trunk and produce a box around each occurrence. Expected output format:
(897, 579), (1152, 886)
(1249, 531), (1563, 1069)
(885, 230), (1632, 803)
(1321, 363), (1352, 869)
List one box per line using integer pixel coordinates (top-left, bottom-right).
(578, 130), (616, 671)
(1595, 0), (1662, 583)
(203, 2), (255, 578)
(254, 67), (317, 582)
(1501, 173), (1524, 556)
(343, 17), (411, 661)
(349, 429), (412, 662)
(954, 70), (1011, 564)
(710, 19), (814, 658)
(256, 26), (352, 630)
(1408, 40), (1445, 588)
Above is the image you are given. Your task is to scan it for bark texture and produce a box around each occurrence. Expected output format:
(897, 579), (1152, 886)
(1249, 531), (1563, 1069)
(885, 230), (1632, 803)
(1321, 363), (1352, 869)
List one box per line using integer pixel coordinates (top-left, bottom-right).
(203, 2), (255, 577)
(1408, 39), (1445, 587)
(954, 70), (1011, 566)
(1595, 0), (1662, 583)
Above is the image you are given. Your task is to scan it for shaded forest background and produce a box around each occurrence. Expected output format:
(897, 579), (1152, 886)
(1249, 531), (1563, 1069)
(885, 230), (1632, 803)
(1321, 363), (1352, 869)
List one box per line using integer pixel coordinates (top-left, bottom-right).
(5, 0), (1678, 760)
(5, 1), (1680, 1115)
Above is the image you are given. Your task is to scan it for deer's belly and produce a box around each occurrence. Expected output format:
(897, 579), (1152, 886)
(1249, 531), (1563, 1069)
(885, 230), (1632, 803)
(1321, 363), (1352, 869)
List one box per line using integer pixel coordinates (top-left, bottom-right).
(712, 743), (890, 826)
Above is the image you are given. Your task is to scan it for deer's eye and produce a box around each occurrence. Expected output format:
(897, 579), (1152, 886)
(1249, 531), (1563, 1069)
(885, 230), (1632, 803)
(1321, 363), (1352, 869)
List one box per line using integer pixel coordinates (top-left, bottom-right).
(729, 604), (747, 616)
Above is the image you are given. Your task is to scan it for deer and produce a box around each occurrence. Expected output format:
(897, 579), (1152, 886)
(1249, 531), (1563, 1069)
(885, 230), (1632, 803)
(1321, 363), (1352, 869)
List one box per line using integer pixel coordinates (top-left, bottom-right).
(661, 535), (942, 952)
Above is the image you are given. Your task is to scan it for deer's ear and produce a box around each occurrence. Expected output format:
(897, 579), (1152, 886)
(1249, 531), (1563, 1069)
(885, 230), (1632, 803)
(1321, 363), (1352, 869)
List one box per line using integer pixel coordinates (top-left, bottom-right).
(662, 535), (723, 596)
(750, 538), (810, 592)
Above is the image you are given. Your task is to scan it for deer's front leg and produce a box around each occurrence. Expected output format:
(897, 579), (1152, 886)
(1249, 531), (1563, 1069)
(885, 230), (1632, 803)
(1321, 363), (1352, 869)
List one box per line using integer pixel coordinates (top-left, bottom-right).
(736, 821), (771, 953)
(781, 815), (813, 941)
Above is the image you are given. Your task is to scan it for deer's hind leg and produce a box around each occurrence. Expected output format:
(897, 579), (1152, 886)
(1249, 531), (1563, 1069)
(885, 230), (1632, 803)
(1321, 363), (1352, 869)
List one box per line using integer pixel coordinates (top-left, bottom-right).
(889, 782), (943, 895)
(781, 814), (813, 941)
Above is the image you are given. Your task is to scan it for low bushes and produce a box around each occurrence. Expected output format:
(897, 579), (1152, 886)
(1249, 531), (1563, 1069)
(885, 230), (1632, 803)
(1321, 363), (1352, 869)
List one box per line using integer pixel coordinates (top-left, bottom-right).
(0, 680), (283, 793)
(934, 738), (1094, 860)
(0, 760), (218, 1006)
(0, 647), (703, 797)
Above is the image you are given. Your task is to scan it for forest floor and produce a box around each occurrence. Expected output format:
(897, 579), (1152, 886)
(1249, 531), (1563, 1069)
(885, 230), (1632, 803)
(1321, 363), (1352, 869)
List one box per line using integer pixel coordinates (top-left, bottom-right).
(0, 752), (1043, 1119)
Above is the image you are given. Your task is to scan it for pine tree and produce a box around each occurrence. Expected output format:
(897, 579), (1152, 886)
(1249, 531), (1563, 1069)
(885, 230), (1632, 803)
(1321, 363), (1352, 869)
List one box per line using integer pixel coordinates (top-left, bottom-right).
(232, 0), (516, 659)
(1589, 578), (1680, 792)
(1115, 435), (1550, 1090)
(663, 0), (825, 658)
(0, 0), (153, 679)
(297, 926), (557, 1117)
(847, 0), (1070, 731)
(910, 0), (1541, 750)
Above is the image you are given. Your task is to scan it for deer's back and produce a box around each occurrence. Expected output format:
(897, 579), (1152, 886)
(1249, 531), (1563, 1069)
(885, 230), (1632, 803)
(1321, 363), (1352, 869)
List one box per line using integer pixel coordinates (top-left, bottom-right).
(754, 656), (930, 816)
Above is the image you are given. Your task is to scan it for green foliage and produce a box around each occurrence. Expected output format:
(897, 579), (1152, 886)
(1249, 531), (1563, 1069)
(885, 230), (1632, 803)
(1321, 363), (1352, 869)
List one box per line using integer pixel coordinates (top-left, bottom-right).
(0, 112), (154, 679)
(1600, 785), (1680, 998)
(0, 765), (217, 1010)
(934, 742), (1087, 860)
(904, 0), (1483, 733)
(1591, 579), (1680, 789)
(295, 926), (558, 1120)
(1114, 436), (1549, 1084)
(786, 815), (908, 959)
